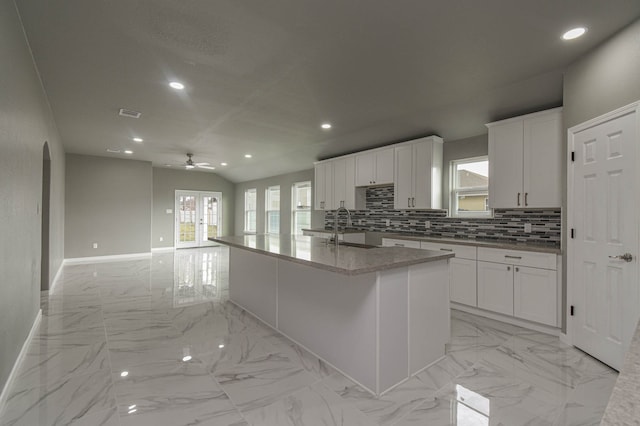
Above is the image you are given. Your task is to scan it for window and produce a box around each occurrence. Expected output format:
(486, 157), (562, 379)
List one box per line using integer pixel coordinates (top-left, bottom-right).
(450, 156), (490, 217)
(265, 186), (280, 234)
(292, 181), (311, 235)
(244, 188), (257, 233)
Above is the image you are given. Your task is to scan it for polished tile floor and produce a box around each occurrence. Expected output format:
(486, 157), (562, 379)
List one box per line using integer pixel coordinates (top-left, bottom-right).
(0, 247), (617, 425)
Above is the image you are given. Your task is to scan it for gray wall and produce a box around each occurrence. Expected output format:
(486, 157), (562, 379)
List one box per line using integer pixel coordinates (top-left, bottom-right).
(152, 167), (235, 248)
(234, 169), (323, 235)
(65, 154), (152, 258)
(0, 0), (65, 393)
(442, 134), (489, 210)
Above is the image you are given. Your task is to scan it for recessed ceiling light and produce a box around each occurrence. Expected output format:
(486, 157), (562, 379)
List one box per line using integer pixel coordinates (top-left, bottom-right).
(221, 162), (228, 166)
(169, 81), (185, 90)
(133, 137), (143, 143)
(218, 344), (225, 349)
(120, 371), (129, 377)
(128, 405), (137, 410)
(562, 27), (587, 40)
(106, 148), (121, 153)
(182, 355), (192, 362)
(124, 150), (133, 155)
(244, 154), (252, 158)
(128, 408), (137, 414)
(321, 123), (332, 130)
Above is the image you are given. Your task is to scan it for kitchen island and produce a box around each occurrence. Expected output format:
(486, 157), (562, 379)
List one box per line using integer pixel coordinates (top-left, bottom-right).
(210, 234), (453, 396)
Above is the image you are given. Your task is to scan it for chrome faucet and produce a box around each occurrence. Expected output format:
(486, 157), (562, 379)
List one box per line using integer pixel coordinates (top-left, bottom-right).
(333, 207), (352, 247)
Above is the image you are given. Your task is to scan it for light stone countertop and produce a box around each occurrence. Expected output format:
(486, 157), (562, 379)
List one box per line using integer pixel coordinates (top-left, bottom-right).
(301, 228), (365, 234)
(210, 234), (453, 276)
(380, 233), (562, 254)
(600, 318), (640, 425)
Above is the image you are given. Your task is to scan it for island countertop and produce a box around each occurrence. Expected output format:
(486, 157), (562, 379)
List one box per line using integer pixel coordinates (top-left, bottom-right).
(210, 234), (453, 276)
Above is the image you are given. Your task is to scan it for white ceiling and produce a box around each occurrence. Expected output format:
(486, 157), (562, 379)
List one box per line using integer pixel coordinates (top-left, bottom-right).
(16, 0), (640, 182)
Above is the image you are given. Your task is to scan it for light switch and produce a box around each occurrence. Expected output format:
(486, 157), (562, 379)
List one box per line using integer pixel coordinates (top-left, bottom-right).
(166, 209), (173, 214)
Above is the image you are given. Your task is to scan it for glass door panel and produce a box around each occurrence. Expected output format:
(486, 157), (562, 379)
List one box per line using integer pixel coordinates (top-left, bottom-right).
(175, 191), (223, 249)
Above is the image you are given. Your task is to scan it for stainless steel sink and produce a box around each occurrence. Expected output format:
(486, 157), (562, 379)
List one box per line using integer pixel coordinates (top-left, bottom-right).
(338, 242), (378, 249)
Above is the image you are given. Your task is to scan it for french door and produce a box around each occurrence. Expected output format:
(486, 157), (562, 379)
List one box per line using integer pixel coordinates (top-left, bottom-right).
(569, 101), (639, 370)
(175, 191), (222, 249)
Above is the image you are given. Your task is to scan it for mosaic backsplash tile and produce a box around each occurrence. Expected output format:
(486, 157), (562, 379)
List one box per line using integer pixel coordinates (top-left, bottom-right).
(324, 185), (561, 246)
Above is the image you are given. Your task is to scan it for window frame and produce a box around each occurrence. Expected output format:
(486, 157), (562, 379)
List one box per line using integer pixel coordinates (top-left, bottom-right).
(265, 185), (281, 235)
(244, 188), (257, 234)
(449, 156), (491, 218)
(291, 181), (312, 235)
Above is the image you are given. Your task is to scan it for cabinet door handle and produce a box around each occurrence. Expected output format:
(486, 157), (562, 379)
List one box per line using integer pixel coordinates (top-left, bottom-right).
(505, 255), (522, 260)
(515, 267), (519, 272)
(524, 192), (528, 206)
(507, 266), (511, 271)
(439, 248), (453, 252)
(408, 197), (411, 208)
(412, 197), (415, 207)
(517, 192), (521, 206)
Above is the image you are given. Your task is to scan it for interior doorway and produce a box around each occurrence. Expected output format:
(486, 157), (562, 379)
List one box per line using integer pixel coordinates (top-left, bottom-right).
(568, 101), (640, 370)
(175, 190), (222, 249)
(41, 142), (51, 292)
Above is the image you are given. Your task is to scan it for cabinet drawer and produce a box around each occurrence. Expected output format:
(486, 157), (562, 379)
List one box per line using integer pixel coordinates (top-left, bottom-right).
(419, 242), (477, 260)
(477, 247), (556, 270)
(381, 238), (420, 249)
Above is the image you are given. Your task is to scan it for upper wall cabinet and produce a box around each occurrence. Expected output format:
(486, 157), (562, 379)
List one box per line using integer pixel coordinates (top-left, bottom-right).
(355, 147), (394, 186)
(332, 156), (356, 209)
(394, 136), (443, 209)
(487, 108), (563, 209)
(314, 161), (333, 211)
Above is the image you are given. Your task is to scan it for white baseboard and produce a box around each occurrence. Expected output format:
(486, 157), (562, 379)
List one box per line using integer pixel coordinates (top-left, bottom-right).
(0, 309), (42, 416)
(48, 261), (65, 294)
(151, 247), (175, 253)
(64, 252), (152, 264)
(451, 303), (561, 336)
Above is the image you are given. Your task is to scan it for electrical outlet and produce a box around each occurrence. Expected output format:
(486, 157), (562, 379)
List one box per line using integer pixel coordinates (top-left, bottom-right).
(524, 223), (532, 233)
(425, 220), (431, 229)
(92, 243), (98, 249)
(159, 237), (164, 242)
(358, 219), (363, 225)
(385, 219), (391, 227)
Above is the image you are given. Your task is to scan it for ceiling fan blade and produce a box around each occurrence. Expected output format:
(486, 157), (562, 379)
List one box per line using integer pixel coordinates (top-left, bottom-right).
(197, 165), (216, 170)
(195, 162), (210, 166)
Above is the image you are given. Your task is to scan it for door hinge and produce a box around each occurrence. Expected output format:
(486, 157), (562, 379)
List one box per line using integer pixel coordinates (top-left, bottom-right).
(571, 151), (575, 162)
(570, 305), (575, 316)
(571, 228), (575, 239)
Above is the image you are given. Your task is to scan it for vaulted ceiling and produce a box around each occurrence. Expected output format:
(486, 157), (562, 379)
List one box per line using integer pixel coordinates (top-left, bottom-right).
(16, 0), (640, 182)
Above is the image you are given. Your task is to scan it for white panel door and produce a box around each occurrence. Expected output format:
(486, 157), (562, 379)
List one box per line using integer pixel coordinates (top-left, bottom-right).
(514, 266), (557, 326)
(570, 105), (639, 370)
(333, 158), (347, 209)
(523, 111), (562, 207)
(355, 152), (375, 186)
(477, 261), (513, 316)
(488, 120), (524, 208)
(412, 141), (433, 209)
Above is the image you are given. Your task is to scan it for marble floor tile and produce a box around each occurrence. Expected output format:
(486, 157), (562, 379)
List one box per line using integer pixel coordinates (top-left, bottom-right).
(0, 368), (116, 426)
(1, 247), (618, 425)
(322, 372), (433, 426)
(242, 381), (374, 426)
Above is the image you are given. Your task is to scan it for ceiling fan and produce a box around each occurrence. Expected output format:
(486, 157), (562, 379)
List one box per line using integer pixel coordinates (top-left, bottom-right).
(184, 153), (215, 170)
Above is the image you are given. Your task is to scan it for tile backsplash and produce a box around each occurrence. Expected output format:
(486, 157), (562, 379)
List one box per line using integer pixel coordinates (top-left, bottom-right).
(324, 185), (561, 246)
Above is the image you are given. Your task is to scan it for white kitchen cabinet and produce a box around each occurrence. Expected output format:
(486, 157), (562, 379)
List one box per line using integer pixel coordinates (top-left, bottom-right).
(514, 265), (557, 326)
(355, 147), (394, 186)
(314, 162), (333, 211)
(394, 136), (443, 210)
(332, 156), (356, 209)
(419, 241), (477, 307)
(381, 238), (421, 249)
(487, 108), (562, 208)
(477, 261), (514, 316)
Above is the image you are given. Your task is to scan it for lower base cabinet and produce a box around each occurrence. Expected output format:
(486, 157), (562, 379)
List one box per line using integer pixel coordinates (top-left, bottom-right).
(477, 261), (514, 316)
(514, 266), (557, 326)
(450, 258), (477, 306)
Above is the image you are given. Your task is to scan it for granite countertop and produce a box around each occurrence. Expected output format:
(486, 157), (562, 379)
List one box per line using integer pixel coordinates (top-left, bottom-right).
(210, 235), (453, 276)
(302, 228), (365, 234)
(381, 233), (562, 254)
(600, 318), (640, 425)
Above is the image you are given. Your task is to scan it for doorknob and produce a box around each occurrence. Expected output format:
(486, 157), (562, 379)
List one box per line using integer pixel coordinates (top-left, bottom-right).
(609, 253), (634, 262)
